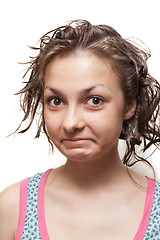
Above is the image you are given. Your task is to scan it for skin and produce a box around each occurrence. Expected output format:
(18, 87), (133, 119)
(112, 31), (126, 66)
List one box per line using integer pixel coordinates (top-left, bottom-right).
(44, 51), (133, 164)
(0, 50), (148, 240)
(43, 50), (136, 182)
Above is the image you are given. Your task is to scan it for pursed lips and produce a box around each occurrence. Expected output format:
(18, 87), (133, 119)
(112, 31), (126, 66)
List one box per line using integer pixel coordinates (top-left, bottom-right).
(62, 138), (94, 146)
(62, 138), (90, 141)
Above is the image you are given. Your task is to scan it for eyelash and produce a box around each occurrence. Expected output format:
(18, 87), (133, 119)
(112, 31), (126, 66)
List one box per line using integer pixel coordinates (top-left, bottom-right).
(46, 96), (104, 109)
(87, 96), (104, 107)
(46, 97), (63, 108)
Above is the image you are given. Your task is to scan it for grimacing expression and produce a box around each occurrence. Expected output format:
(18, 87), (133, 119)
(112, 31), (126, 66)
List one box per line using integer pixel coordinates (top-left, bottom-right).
(43, 51), (136, 162)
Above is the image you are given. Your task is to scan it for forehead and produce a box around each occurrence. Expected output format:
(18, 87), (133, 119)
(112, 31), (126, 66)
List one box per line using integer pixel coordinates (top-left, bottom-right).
(44, 50), (121, 93)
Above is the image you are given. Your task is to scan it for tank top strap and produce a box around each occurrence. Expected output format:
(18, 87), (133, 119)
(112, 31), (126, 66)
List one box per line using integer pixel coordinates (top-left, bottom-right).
(15, 169), (52, 240)
(133, 177), (155, 240)
(134, 177), (160, 239)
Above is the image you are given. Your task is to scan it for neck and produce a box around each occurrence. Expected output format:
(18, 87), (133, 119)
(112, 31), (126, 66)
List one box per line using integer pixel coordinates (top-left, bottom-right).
(59, 148), (128, 190)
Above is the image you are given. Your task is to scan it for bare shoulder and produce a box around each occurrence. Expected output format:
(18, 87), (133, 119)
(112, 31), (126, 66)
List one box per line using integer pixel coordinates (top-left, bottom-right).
(0, 182), (20, 240)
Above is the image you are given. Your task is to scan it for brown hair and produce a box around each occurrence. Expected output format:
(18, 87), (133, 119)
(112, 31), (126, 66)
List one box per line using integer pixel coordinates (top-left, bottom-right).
(16, 19), (160, 168)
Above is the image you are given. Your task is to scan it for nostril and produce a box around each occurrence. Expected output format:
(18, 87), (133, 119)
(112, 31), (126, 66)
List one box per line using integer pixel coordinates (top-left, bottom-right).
(63, 117), (85, 133)
(63, 122), (85, 133)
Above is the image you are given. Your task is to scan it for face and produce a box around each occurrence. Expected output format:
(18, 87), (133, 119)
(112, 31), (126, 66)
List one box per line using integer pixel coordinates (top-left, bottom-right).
(43, 51), (135, 162)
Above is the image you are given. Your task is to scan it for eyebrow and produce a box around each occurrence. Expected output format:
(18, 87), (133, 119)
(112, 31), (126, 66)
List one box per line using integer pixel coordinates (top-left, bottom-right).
(45, 87), (64, 96)
(80, 85), (97, 95)
(45, 84), (108, 96)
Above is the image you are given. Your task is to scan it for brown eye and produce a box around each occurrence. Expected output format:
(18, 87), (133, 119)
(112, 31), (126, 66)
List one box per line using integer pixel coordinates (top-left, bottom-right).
(49, 98), (63, 107)
(92, 97), (101, 104)
(87, 96), (103, 107)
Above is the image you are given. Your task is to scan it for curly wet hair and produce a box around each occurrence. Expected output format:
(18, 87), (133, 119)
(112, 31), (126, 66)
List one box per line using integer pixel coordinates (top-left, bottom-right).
(16, 19), (160, 169)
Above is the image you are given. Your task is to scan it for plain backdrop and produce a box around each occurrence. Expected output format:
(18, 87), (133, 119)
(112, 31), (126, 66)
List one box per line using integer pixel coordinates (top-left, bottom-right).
(0, 0), (160, 191)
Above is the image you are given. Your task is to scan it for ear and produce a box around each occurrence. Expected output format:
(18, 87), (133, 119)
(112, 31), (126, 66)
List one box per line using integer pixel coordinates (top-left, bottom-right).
(123, 98), (136, 120)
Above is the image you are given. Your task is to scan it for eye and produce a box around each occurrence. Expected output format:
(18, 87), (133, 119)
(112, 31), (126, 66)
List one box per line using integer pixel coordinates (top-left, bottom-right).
(87, 96), (104, 107)
(48, 97), (64, 108)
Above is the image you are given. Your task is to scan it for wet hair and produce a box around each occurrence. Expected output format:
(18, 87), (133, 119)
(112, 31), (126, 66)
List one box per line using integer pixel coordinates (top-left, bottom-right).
(16, 19), (160, 169)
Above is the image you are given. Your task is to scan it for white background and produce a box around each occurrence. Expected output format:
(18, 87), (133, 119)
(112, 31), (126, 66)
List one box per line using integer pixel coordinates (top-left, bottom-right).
(0, 0), (160, 191)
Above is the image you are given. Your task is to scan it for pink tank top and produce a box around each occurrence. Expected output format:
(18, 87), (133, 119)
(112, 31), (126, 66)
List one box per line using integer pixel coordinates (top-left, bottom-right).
(15, 169), (160, 239)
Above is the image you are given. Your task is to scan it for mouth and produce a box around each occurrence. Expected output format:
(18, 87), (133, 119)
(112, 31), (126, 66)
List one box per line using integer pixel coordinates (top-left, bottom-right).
(62, 138), (92, 147)
(63, 138), (89, 141)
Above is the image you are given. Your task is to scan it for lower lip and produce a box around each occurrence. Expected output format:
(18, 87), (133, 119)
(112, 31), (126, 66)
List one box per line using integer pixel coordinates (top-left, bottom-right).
(62, 139), (91, 147)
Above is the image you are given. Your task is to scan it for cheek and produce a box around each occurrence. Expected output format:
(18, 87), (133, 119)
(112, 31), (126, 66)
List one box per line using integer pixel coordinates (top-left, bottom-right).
(44, 110), (61, 138)
(92, 109), (124, 140)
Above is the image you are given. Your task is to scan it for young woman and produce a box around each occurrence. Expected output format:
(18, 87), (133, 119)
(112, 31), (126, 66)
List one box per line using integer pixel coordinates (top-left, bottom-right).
(0, 20), (160, 240)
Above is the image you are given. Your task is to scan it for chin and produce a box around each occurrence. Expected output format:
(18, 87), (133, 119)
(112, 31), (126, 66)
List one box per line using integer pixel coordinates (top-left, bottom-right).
(62, 149), (95, 162)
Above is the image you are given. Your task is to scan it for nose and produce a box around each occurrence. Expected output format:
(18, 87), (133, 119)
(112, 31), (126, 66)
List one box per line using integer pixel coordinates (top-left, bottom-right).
(62, 105), (85, 133)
